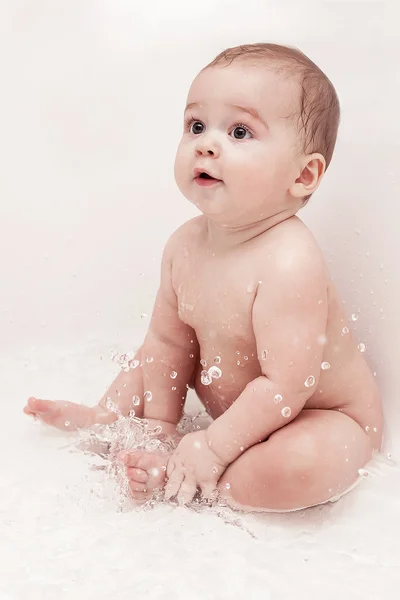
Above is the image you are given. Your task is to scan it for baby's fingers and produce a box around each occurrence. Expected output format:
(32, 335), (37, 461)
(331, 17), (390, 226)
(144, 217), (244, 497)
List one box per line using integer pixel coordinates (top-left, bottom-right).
(164, 467), (184, 501)
(176, 477), (197, 506)
(200, 483), (218, 503)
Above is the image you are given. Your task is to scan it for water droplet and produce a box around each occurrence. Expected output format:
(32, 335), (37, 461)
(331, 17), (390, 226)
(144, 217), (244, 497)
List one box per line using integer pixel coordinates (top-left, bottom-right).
(373, 427), (378, 433)
(318, 300), (323, 305)
(140, 313), (148, 319)
(240, 446), (244, 452)
(387, 453), (392, 460)
(208, 366), (222, 379)
(172, 386), (177, 391)
(304, 376), (316, 388)
(244, 355), (248, 361)
(365, 425), (370, 432)
(129, 359), (140, 369)
(274, 394), (283, 404)
(144, 391), (153, 402)
(281, 406), (292, 418)
(342, 327), (349, 334)
(146, 356), (154, 363)
(116, 390), (120, 397)
(64, 421), (70, 427)
(132, 395), (141, 406)
(225, 483), (231, 489)
(214, 356), (221, 364)
(236, 351), (240, 355)
(200, 359), (207, 367)
(358, 468), (370, 478)
(189, 353), (194, 358)
(358, 343), (366, 353)
(236, 360), (241, 366)
(321, 362), (331, 370)
(201, 370), (212, 386)
(262, 350), (268, 360)
(351, 313), (359, 321)
(106, 398), (117, 412)
(212, 466), (218, 474)
(170, 371), (178, 379)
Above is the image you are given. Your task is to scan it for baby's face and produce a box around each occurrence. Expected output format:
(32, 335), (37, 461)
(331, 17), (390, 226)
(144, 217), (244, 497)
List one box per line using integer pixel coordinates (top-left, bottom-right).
(174, 63), (303, 227)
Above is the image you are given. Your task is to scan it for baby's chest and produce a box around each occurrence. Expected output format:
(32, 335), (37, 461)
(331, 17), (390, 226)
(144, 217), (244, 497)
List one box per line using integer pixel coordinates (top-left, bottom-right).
(173, 260), (257, 340)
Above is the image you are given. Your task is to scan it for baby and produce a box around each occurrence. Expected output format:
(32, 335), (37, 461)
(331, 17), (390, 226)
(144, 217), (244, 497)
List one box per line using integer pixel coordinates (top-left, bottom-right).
(24, 43), (383, 512)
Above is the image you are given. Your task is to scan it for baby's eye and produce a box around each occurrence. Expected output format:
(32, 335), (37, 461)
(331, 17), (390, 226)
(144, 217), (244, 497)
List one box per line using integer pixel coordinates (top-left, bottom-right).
(230, 125), (252, 140)
(189, 120), (205, 134)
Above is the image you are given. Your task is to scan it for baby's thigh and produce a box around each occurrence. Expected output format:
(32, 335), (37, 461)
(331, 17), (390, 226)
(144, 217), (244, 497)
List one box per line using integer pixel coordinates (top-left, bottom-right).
(219, 409), (372, 511)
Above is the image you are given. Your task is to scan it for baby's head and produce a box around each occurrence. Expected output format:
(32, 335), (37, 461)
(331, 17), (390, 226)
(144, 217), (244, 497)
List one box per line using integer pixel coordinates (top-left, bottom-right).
(174, 43), (340, 227)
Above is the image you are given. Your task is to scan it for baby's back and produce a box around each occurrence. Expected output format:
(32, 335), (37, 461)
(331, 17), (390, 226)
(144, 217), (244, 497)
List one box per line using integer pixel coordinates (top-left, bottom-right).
(171, 216), (383, 447)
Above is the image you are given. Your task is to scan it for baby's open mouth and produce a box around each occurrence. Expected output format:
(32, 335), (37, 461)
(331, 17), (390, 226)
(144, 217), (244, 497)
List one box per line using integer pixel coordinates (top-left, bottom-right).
(194, 170), (222, 186)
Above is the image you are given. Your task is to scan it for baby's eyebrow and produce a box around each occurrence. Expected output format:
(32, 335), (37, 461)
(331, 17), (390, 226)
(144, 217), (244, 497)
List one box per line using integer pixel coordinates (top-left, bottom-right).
(184, 102), (268, 130)
(231, 104), (269, 130)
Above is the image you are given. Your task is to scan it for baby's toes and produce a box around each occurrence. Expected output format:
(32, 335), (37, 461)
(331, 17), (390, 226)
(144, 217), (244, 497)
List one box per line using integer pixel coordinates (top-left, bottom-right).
(126, 466), (148, 485)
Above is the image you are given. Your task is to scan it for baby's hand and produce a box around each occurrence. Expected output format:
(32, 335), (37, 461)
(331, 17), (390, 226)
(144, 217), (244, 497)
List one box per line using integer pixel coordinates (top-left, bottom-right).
(164, 430), (228, 505)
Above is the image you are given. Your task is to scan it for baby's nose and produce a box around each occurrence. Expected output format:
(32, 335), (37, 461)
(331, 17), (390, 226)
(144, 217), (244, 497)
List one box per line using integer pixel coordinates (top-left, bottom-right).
(195, 136), (220, 158)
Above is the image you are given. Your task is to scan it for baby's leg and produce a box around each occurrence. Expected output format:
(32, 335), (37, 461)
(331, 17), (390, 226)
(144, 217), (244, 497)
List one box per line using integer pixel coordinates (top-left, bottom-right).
(217, 409), (373, 512)
(23, 361), (145, 431)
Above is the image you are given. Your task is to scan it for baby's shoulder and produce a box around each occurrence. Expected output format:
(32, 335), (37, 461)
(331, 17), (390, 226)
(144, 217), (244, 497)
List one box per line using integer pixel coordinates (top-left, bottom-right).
(261, 217), (326, 276)
(164, 216), (205, 255)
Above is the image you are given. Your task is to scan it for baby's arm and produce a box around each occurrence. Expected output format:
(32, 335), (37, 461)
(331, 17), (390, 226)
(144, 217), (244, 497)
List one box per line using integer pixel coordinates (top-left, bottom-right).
(24, 231), (198, 432)
(206, 246), (328, 465)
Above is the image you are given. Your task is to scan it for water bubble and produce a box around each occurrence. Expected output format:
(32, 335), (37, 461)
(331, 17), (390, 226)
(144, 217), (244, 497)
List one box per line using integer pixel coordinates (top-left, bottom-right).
(200, 359), (207, 367)
(64, 421), (70, 427)
(236, 351), (240, 355)
(170, 371), (178, 379)
(161, 465), (167, 471)
(304, 376), (316, 388)
(208, 366), (222, 379)
(214, 356), (221, 364)
(132, 395), (141, 406)
(281, 406), (292, 418)
(358, 468), (370, 478)
(373, 427), (378, 433)
(358, 343), (366, 353)
(146, 357), (154, 363)
(225, 483), (231, 490)
(106, 398), (117, 412)
(321, 362), (331, 370)
(201, 370), (212, 386)
(172, 386), (177, 391)
(236, 360), (241, 366)
(144, 391), (153, 402)
(342, 327), (349, 334)
(274, 394), (283, 404)
(243, 355), (248, 361)
(189, 353), (194, 358)
(351, 313), (359, 322)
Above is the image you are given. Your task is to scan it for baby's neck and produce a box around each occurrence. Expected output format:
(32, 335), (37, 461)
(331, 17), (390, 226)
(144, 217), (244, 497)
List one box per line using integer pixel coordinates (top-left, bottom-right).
(205, 209), (297, 249)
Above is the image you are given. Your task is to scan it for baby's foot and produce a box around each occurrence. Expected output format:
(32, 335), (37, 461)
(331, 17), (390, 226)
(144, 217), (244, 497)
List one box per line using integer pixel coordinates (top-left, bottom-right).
(118, 449), (171, 503)
(23, 397), (116, 431)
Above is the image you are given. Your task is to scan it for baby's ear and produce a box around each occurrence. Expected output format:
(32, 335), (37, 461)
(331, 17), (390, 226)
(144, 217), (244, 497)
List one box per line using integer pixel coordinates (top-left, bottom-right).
(289, 153), (326, 199)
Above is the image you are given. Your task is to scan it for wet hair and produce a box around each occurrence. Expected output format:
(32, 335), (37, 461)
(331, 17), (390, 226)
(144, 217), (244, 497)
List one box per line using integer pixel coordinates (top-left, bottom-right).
(205, 43), (340, 203)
